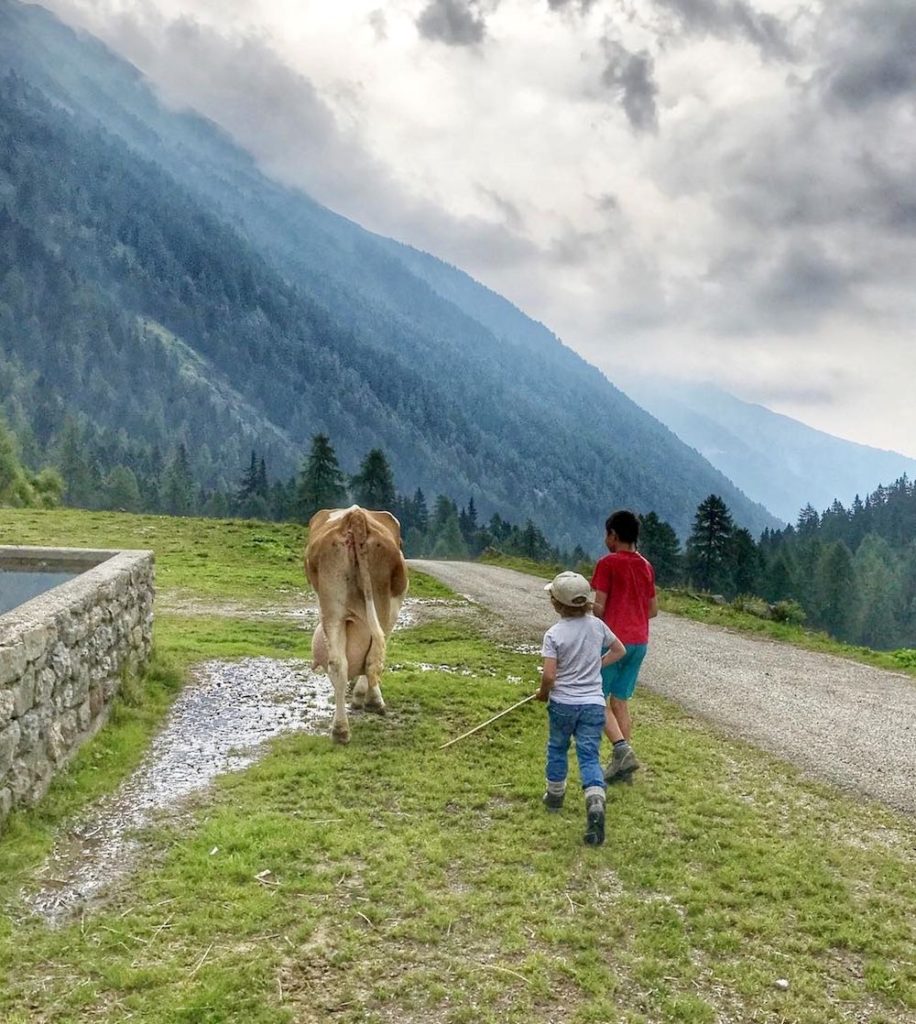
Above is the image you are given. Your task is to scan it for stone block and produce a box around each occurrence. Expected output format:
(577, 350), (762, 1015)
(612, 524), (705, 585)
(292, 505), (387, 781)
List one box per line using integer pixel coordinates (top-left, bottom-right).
(76, 698), (91, 732)
(0, 645), (27, 687)
(0, 787), (11, 820)
(45, 721), (67, 766)
(35, 668), (55, 706)
(0, 721), (20, 775)
(17, 708), (46, 752)
(0, 689), (13, 727)
(58, 710), (78, 746)
(49, 642), (72, 679)
(10, 671), (36, 718)
(21, 623), (53, 664)
(89, 683), (104, 718)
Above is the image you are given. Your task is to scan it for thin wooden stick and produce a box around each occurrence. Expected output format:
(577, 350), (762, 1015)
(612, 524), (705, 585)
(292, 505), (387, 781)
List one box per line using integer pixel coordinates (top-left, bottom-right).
(438, 693), (537, 749)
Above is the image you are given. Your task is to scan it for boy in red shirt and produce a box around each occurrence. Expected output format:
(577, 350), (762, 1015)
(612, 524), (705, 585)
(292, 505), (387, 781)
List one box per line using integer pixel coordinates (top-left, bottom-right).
(591, 510), (658, 783)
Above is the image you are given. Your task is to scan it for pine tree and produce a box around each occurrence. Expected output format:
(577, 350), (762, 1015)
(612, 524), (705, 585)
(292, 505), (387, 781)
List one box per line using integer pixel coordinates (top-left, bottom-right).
(57, 418), (93, 507)
(796, 504), (820, 536)
(297, 434), (348, 521)
(413, 488), (429, 534)
(854, 535), (902, 650)
(0, 415), (35, 506)
(105, 464), (141, 512)
(162, 443), (195, 516)
(729, 527), (763, 597)
(813, 541), (857, 640)
(638, 512), (682, 587)
(686, 494), (734, 593)
(256, 457), (269, 499)
(430, 507), (469, 559)
(236, 450), (259, 504)
(351, 448), (396, 510)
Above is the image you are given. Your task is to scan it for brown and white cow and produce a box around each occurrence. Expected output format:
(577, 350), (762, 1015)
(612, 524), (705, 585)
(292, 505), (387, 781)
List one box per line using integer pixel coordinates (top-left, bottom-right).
(306, 505), (408, 743)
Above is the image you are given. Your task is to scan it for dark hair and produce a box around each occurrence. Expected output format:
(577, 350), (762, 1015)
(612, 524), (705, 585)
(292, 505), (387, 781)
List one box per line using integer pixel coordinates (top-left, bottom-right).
(605, 509), (639, 544)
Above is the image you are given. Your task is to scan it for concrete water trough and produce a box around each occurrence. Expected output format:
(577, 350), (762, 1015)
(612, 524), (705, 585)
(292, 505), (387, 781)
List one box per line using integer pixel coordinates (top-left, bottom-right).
(0, 546), (154, 825)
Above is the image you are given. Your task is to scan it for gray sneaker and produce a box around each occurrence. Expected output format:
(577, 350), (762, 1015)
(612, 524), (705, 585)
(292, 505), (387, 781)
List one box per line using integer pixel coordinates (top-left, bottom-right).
(604, 745), (640, 784)
(584, 797), (606, 846)
(542, 790), (565, 812)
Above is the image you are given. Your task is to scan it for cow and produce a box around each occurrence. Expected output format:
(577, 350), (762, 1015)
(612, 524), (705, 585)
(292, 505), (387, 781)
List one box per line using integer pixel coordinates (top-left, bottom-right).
(306, 505), (408, 743)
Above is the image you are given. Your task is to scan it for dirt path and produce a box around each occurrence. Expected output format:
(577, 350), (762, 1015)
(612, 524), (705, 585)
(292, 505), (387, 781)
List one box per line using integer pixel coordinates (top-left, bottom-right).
(411, 559), (916, 816)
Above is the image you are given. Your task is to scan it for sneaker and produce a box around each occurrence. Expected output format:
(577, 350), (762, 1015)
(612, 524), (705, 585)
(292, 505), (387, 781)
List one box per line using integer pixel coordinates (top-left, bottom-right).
(584, 806), (605, 846)
(542, 790), (565, 813)
(604, 745), (640, 784)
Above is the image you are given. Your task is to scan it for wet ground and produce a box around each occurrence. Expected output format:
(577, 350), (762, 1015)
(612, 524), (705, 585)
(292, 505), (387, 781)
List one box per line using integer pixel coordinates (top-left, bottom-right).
(28, 657), (334, 924)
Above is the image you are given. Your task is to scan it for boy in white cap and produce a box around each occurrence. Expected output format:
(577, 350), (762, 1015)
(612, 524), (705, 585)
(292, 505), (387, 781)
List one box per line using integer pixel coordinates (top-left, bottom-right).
(535, 571), (626, 846)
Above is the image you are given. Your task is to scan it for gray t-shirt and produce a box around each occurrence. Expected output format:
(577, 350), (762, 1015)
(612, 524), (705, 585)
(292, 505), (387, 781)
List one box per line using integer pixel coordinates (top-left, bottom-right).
(541, 615), (618, 707)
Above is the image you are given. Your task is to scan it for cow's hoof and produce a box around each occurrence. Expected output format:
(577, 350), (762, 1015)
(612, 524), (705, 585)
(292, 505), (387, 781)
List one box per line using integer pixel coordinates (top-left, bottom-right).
(331, 726), (351, 744)
(350, 697), (365, 710)
(364, 701), (387, 716)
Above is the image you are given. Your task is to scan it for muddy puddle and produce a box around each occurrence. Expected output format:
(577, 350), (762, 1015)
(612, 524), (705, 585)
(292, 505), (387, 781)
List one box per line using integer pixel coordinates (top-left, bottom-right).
(27, 658), (333, 924)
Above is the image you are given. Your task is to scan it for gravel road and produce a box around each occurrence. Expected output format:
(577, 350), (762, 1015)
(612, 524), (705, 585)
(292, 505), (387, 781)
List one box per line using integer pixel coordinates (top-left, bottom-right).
(411, 559), (916, 816)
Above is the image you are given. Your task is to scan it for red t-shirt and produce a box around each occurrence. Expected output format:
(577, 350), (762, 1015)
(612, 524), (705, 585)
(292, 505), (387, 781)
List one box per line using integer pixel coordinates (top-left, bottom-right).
(590, 551), (656, 645)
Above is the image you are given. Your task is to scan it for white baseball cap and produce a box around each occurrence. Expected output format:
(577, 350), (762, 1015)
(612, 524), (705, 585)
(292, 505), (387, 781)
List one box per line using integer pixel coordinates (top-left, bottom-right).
(544, 571), (593, 607)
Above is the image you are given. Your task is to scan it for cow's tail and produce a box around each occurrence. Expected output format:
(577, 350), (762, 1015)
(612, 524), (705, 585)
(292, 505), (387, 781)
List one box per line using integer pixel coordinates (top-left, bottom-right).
(348, 508), (386, 679)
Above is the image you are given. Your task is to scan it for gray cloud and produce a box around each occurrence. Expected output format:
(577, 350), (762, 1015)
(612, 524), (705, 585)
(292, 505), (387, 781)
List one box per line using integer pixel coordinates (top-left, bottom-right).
(820, 1), (916, 109)
(368, 8), (388, 41)
(601, 39), (658, 132)
(477, 186), (525, 232)
(547, 0), (598, 12)
(653, 0), (795, 59)
(416, 0), (487, 46)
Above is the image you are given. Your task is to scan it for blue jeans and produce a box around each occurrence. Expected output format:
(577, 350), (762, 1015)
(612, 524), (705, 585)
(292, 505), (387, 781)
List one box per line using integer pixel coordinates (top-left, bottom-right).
(546, 702), (606, 791)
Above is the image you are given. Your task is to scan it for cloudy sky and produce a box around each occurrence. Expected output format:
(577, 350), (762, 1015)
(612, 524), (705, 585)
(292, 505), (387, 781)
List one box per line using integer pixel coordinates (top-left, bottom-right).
(42, 0), (916, 456)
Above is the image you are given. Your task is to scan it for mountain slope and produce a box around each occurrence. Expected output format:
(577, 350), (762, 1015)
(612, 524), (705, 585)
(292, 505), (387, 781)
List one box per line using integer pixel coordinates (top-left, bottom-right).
(621, 377), (916, 523)
(0, 0), (779, 544)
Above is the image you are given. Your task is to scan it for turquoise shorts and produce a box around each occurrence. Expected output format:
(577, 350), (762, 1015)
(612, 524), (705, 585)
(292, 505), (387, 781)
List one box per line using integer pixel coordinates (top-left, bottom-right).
(601, 644), (648, 701)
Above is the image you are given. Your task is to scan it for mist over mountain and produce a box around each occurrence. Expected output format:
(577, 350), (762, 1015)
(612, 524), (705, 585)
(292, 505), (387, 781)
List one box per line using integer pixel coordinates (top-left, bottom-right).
(620, 377), (916, 524)
(0, 0), (779, 546)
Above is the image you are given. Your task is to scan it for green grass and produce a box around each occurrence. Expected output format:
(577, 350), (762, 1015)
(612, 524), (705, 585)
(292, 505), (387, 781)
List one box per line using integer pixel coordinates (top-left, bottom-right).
(660, 590), (916, 679)
(0, 509), (914, 1023)
(0, 507), (450, 601)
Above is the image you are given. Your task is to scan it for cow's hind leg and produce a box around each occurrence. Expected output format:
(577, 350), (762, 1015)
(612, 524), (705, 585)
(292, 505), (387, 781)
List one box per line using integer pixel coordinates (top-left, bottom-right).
(325, 619), (351, 744)
(364, 635), (387, 715)
(352, 675), (369, 708)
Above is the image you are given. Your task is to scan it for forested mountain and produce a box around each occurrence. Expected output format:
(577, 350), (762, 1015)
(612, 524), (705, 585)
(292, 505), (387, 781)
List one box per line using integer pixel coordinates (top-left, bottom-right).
(0, 0), (778, 548)
(620, 377), (916, 525)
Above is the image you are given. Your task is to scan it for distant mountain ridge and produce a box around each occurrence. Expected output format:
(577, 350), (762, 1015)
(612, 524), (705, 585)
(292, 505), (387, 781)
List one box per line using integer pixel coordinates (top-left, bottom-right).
(621, 377), (916, 524)
(0, 0), (779, 545)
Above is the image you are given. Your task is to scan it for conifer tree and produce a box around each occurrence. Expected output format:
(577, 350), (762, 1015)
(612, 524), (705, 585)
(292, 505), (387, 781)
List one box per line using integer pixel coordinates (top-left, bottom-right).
(813, 541), (857, 640)
(105, 465), (141, 512)
(686, 494), (734, 593)
(430, 507), (469, 559)
(351, 448), (396, 510)
(729, 527), (763, 597)
(297, 434), (348, 521)
(413, 488), (429, 534)
(854, 535), (901, 649)
(163, 443), (195, 516)
(236, 451), (259, 504)
(638, 512), (682, 587)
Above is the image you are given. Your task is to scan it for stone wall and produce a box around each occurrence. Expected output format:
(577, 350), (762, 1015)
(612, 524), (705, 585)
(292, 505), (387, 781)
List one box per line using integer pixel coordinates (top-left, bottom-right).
(0, 547), (154, 825)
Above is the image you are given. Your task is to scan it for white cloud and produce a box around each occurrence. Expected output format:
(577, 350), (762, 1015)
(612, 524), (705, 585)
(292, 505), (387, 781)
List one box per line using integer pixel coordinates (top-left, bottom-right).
(39, 0), (916, 457)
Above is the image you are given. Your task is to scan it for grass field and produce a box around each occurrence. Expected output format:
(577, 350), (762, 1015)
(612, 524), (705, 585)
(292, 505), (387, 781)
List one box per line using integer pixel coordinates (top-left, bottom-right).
(0, 510), (914, 1023)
